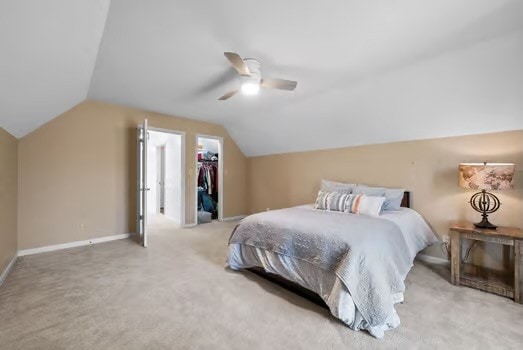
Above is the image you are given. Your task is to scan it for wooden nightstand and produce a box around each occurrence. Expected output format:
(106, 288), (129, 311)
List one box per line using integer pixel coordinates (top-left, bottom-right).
(450, 222), (523, 303)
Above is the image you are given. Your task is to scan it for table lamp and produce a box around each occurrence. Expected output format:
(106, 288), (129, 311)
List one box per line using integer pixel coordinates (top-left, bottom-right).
(458, 162), (515, 229)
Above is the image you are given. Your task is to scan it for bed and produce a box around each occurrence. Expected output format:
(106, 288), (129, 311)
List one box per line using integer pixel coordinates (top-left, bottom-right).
(227, 192), (438, 338)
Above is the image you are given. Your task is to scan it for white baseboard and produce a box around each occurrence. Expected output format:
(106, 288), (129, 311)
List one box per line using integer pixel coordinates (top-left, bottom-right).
(221, 215), (247, 222)
(417, 253), (449, 265)
(182, 223), (198, 228)
(0, 254), (18, 287)
(18, 233), (134, 257)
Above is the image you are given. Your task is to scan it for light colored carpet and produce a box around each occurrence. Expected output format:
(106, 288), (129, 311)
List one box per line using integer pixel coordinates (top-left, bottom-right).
(1, 217), (522, 349)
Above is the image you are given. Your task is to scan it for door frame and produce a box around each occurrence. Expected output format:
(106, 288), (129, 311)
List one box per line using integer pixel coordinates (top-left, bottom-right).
(137, 119), (149, 247)
(195, 134), (224, 224)
(148, 126), (186, 226)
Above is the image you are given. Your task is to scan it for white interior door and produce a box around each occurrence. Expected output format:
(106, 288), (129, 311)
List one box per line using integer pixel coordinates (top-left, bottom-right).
(137, 119), (149, 247)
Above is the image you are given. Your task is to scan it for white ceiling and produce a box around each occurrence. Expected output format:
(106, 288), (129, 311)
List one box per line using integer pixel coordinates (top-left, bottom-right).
(0, 0), (110, 138)
(1, 1), (522, 155)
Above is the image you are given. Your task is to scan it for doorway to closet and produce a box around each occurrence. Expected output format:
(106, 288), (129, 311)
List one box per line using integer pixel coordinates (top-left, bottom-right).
(137, 120), (185, 247)
(195, 135), (223, 225)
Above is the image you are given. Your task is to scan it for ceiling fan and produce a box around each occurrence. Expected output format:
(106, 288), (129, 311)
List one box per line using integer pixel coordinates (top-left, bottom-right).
(218, 52), (298, 100)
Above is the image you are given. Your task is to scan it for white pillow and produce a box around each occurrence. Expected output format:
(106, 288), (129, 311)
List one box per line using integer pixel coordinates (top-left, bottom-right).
(346, 194), (385, 216)
(353, 184), (404, 211)
(320, 179), (355, 194)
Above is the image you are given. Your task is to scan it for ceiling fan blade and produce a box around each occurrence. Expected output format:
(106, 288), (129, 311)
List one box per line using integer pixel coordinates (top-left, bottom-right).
(224, 52), (250, 76)
(261, 78), (297, 91)
(218, 89), (239, 101)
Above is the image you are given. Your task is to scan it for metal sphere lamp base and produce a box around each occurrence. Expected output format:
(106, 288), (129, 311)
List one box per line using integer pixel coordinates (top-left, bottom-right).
(470, 189), (501, 230)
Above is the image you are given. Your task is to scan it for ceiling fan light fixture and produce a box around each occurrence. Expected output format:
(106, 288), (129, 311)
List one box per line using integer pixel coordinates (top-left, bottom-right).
(218, 53), (297, 100)
(241, 81), (260, 95)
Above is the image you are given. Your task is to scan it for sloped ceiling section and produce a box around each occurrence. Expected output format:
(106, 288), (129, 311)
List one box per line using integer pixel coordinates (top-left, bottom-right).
(0, 0), (110, 137)
(88, 0), (523, 156)
(2, 1), (522, 155)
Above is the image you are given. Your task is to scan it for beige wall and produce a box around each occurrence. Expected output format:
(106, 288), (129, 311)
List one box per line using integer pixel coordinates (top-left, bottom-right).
(248, 130), (523, 265)
(12, 98), (523, 266)
(18, 100), (247, 250)
(0, 128), (18, 274)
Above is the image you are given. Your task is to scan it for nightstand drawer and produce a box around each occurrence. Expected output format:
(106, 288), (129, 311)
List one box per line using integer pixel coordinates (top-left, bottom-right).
(461, 232), (514, 245)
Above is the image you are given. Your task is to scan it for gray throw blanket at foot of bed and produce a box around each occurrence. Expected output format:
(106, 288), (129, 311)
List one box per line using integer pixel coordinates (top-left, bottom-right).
(228, 206), (414, 338)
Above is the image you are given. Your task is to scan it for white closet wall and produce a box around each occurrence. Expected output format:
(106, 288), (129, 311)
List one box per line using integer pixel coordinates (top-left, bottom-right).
(164, 134), (182, 223)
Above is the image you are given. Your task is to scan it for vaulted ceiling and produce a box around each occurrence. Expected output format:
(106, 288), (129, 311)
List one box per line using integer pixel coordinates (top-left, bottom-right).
(0, 0), (110, 137)
(1, 0), (522, 156)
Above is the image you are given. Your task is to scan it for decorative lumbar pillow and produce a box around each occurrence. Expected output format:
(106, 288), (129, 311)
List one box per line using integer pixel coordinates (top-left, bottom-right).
(320, 179), (355, 194)
(347, 194), (386, 216)
(353, 185), (405, 211)
(314, 190), (351, 212)
(314, 191), (385, 216)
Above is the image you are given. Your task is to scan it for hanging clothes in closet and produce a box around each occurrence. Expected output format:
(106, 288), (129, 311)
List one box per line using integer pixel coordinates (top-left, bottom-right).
(198, 162), (218, 200)
(198, 161), (218, 219)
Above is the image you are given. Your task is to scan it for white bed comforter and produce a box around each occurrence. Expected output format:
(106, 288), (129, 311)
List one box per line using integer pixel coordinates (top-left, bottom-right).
(227, 205), (438, 338)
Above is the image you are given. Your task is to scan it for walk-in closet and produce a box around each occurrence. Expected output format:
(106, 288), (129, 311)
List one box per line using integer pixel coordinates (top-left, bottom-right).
(196, 136), (222, 224)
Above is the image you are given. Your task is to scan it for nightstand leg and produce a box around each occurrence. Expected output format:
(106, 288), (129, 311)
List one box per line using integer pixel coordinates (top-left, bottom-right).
(515, 240), (522, 304)
(450, 232), (461, 285)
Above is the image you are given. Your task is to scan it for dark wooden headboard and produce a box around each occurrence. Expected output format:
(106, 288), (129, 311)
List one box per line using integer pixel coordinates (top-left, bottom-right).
(401, 191), (410, 208)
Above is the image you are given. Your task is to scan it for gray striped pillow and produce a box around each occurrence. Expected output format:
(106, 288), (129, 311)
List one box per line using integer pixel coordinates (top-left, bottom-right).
(314, 191), (353, 212)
